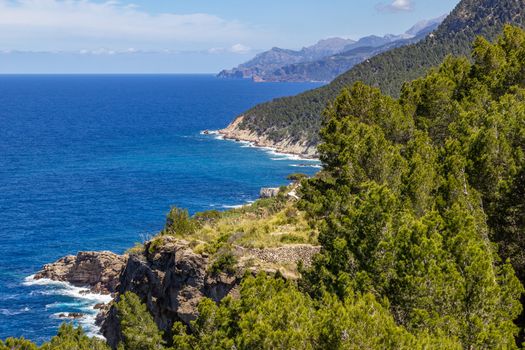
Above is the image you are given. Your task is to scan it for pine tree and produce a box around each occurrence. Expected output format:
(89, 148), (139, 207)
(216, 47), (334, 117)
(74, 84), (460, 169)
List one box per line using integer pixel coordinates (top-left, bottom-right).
(116, 292), (165, 350)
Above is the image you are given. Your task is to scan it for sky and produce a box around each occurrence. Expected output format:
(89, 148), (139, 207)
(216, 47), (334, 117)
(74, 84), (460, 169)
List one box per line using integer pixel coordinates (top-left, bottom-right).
(0, 0), (460, 73)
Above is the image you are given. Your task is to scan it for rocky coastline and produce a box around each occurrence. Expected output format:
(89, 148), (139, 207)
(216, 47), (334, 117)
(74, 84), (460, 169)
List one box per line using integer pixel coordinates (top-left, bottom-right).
(214, 115), (319, 159)
(34, 236), (320, 347)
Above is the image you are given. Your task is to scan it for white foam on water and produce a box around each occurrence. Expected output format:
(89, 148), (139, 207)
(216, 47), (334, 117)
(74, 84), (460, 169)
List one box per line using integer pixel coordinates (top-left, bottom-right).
(46, 301), (89, 310)
(290, 164), (322, 169)
(257, 146), (320, 162)
(0, 307), (30, 316)
(221, 204), (245, 209)
(199, 130), (220, 135)
(221, 200), (255, 209)
(24, 275), (111, 338)
(24, 275), (112, 303)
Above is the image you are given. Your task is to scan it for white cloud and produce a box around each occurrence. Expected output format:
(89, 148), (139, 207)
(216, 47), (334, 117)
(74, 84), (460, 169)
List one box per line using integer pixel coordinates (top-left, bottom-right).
(376, 0), (414, 13)
(229, 44), (251, 54)
(0, 0), (254, 52)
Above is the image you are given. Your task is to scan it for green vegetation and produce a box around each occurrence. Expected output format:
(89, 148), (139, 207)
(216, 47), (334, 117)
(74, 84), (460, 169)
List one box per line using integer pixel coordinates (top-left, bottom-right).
(209, 251), (237, 275)
(116, 293), (165, 350)
(298, 25), (525, 348)
(287, 173), (309, 182)
(171, 273), (460, 349)
(235, 0), (525, 148)
(6, 23), (525, 350)
(0, 324), (110, 350)
(162, 207), (196, 236)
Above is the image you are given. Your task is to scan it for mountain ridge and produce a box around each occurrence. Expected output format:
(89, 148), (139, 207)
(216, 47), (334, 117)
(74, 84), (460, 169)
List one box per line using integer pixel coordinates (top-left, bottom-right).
(219, 0), (525, 157)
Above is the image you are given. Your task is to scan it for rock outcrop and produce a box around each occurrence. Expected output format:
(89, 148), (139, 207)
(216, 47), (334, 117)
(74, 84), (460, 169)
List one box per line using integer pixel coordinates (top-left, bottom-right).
(34, 251), (127, 294)
(218, 115), (319, 159)
(259, 187), (280, 198)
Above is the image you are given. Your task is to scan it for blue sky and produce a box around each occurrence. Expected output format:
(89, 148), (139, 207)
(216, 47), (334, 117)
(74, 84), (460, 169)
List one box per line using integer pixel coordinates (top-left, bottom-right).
(0, 0), (460, 73)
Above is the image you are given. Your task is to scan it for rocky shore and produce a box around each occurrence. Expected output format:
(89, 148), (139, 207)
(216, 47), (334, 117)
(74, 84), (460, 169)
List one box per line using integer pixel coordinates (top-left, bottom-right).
(217, 115), (318, 159)
(34, 236), (320, 347)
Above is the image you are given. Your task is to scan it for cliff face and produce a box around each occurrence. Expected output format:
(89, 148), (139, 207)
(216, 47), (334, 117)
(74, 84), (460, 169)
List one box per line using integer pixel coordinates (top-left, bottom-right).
(101, 237), (240, 348)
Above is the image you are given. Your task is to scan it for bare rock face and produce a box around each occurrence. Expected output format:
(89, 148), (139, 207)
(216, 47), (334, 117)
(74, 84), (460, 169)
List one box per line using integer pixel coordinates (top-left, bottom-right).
(34, 251), (127, 294)
(259, 187), (280, 198)
(101, 236), (240, 348)
(218, 115), (319, 159)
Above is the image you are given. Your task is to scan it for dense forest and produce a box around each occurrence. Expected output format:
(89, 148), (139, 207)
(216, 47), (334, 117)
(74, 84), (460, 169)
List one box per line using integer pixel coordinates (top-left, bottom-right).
(234, 0), (525, 148)
(4, 24), (525, 349)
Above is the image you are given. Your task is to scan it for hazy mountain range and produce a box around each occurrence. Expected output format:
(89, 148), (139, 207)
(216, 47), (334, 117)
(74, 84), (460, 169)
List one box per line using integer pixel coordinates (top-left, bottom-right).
(218, 15), (445, 83)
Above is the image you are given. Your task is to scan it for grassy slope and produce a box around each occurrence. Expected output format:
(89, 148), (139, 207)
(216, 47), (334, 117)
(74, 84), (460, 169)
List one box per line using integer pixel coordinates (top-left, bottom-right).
(128, 190), (318, 276)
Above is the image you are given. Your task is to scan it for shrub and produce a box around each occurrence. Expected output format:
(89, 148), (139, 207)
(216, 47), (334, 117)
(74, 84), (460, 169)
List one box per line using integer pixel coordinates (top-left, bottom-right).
(193, 210), (222, 225)
(210, 251), (237, 275)
(287, 173), (309, 182)
(164, 207), (196, 236)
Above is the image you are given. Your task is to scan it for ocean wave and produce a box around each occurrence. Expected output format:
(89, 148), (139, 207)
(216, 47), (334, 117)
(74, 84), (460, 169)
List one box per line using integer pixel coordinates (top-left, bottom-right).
(46, 301), (89, 310)
(23, 275), (112, 303)
(199, 129), (225, 141)
(221, 200), (255, 209)
(24, 275), (111, 338)
(265, 150), (319, 162)
(221, 204), (245, 209)
(49, 312), (103, 338)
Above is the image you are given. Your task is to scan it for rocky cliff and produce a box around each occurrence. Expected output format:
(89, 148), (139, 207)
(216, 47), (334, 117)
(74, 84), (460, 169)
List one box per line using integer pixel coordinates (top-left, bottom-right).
(102, 236), (319, 347)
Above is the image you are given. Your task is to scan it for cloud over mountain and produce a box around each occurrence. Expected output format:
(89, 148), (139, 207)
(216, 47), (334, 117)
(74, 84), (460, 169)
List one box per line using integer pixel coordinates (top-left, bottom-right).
(376, 0), (414, 13)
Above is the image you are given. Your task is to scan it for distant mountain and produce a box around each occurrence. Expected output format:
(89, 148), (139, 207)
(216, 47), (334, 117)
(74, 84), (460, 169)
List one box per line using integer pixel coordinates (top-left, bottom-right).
(265, 20), (443, 83)
(217, 17), (444, 82)
(219, 0), (525, 157)
(217, 38), (356, 81)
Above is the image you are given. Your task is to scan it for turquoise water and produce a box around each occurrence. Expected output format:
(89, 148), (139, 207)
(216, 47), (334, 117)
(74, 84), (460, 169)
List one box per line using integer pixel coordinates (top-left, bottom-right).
(0, 75), (321, 342)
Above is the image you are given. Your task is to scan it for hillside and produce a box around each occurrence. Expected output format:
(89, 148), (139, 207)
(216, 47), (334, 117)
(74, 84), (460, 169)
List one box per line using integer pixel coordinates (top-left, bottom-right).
(220, 0), (525, 156)
(217, 17), (442, 83)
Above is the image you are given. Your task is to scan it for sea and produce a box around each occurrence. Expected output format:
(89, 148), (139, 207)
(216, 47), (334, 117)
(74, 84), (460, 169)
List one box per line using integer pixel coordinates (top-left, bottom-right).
(0, 75), (322, 343)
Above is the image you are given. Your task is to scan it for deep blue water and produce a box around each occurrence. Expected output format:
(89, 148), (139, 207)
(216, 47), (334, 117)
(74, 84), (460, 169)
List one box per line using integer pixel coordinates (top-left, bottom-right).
(0, 75), (321, 342)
